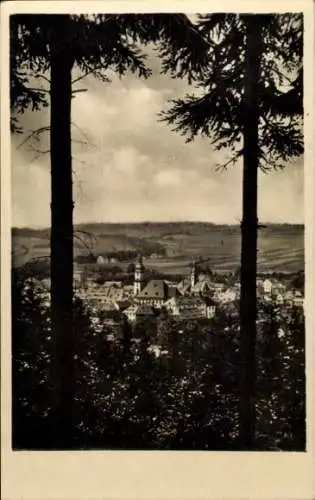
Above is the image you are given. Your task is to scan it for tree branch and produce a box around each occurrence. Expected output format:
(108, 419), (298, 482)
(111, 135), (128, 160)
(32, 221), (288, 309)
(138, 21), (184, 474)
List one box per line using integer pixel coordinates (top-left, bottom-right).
(75, 61), (111, 84)
(73, 158), (88, 166)
(72, 167), (87, 205)
(72, 88), (88, 95)
(34, 74), (51, 85)
(72, 75), (88, 85)
(73, 229), (97, 257)
(215, 149), (243, 171)
(72, 139), (89, 146)
(71, 121), (96, 147)
(16, 126), (50, 150)
(270, 65), (296, 87)
(25, 87), (50, 94)
(72, 66), (111, 85)
(28, 148), (50, 163)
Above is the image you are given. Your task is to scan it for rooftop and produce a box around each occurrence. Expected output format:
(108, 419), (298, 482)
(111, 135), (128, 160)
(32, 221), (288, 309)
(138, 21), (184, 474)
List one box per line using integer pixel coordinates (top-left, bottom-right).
(137, 279), (181, 300)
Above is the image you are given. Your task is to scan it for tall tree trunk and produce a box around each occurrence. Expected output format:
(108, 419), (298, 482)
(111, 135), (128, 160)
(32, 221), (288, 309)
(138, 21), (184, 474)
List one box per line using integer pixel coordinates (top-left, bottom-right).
(50, 15), (74, 449)
(239, 15), (262, 450)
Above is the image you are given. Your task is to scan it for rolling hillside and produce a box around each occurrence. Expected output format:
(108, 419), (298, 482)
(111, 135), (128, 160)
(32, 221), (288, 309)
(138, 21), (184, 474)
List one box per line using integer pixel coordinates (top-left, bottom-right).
(12, 222), (304, 274)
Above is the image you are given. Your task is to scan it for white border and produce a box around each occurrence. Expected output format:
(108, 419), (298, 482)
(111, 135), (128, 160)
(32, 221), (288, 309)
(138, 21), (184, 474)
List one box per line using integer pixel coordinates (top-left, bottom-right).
(1, 2), (314, 500)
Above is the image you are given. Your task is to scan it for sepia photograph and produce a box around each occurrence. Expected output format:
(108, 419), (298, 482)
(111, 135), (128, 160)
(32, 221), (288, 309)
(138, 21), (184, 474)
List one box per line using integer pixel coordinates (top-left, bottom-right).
(8, 7), (307, 456)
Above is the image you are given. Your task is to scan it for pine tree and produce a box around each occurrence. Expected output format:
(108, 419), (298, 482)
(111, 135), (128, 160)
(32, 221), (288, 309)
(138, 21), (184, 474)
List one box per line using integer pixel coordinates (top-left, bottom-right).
(10, 13), (209, 448)
(160, 13), (303, 449)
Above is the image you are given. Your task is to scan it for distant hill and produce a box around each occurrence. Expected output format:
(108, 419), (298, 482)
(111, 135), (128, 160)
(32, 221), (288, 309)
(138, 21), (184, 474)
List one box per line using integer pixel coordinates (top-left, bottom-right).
(12, 222), (304, 273)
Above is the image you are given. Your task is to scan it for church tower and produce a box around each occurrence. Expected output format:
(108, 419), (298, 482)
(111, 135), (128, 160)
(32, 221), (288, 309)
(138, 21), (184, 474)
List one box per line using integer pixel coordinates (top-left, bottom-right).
(134, 255), (145, 296)
(191, 260), (196, 289)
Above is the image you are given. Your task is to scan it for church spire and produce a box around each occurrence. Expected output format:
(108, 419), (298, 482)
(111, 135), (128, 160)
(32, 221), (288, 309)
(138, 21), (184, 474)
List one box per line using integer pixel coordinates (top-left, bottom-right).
(191, 260), (196, 289)
(134, 254), (145, 296)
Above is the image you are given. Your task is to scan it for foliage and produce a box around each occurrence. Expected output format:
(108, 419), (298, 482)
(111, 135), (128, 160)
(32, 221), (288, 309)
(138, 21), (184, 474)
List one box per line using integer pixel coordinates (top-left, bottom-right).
(160, 14), (303, 171)
(290, 270), (304, 291)
(10, 13), (210, 133)
(14, 257), (51, 281)
(12, 271), (53, 448)
(12, 276), (305, 450)
(255, 302), (305, 450)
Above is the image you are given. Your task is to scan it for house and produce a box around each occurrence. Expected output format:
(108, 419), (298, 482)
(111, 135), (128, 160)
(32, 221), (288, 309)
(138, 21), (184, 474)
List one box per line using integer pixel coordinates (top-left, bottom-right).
(191, 280), (212, 297)
(124, 304), (156, 323)
(277, 328), (285, 339)
(96, 255), (106, 264)
(203, 296), (217, 318)
(216, 288), (237, 303)
(136, 304), (157, 320)
(293, 296), (304, 307)
(274, 282), (287, 293)
(275, 293), (285, 305)
(96, 254), (118, 265)
(122, 284), (135, 298)
(164, 295), (216, 320)
(150, 253), (161, 259)
(209, 282), (225, 294)
(103, 286), (124, 302)
(278, 290), (295, 307)
(263, 279), (273, 294)
(104, 281), (122, 288)
(147, 344), (163, 357)
(124, 304), (138, 322)
(41, 278), (51, 290)
(177, 276), (213, 298)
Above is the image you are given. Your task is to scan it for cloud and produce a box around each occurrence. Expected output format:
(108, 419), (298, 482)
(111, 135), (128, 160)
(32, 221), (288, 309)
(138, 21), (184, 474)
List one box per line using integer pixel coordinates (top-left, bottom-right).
(154, 169), (182, 187)
(12, 155), (50, 227)
(11, 50), (304, 227)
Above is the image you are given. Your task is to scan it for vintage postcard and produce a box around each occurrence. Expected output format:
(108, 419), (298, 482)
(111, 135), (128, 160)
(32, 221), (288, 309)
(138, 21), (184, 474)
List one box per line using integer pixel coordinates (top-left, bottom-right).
(1, 0), (315, 499)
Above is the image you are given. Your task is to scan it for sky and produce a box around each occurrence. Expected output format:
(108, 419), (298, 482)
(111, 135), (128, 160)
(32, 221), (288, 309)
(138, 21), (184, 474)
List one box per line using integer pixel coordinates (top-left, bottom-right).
(11, 46), (304, 228)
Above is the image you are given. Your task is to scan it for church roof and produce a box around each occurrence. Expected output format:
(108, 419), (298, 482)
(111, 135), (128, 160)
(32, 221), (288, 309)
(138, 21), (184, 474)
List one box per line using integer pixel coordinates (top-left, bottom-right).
(137, 280), (181, 301)
(137, 280), (168, 300)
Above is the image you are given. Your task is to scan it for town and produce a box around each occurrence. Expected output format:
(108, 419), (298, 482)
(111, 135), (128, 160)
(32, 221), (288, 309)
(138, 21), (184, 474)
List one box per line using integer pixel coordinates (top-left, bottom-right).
(28, 253), (304, 335)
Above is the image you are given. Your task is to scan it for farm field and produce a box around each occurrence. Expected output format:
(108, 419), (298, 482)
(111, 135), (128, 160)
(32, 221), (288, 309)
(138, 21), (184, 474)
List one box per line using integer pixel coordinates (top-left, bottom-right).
(12, 222), (304, 274)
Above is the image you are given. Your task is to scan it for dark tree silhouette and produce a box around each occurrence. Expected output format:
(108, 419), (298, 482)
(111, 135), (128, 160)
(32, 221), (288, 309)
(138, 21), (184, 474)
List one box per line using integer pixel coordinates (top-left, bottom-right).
(160, 13), (303, 449)
(10, 13), (210, 447)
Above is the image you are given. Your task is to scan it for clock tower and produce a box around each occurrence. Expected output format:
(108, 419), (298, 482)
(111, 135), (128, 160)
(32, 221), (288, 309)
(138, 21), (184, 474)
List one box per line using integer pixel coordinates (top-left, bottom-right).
(191, 260), (196, 289)
(134, 255), (145, 296)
